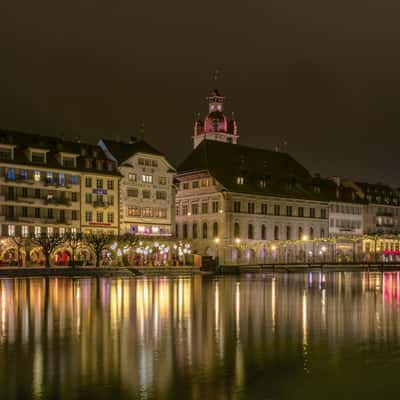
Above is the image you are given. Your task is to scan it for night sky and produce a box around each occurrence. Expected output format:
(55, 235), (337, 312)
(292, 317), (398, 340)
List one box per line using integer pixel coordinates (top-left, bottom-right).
(0, 1), (399, 184)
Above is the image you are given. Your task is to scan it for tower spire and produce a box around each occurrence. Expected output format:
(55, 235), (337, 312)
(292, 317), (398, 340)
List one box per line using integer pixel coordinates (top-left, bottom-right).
(192, 85), (239, 148)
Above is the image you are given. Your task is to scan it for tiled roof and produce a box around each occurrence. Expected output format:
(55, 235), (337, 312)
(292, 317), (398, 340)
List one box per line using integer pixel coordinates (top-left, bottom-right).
(177, 140), (325, 201)
(100, 138), (175, 170)
(0, 129), (120, 176)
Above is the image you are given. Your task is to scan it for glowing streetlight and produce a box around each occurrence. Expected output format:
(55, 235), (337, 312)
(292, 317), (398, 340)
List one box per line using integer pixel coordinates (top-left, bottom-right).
(235, 238), (241, 245)
(321, 246), (327, 253)
(271, 245), (277, 251)
(214, 237), (220, 244)
(302, 235), (308, 241)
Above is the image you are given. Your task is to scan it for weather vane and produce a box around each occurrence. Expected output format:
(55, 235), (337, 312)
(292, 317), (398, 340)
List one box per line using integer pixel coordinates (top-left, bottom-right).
(213, 68), (221, 82)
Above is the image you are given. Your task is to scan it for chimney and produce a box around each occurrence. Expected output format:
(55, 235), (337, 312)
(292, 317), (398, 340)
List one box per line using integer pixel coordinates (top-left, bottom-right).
(331, 176), (341, 186)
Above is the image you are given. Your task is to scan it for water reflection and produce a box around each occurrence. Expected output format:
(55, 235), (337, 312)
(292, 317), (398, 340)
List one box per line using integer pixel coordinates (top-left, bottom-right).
(0, 272), (400, 399)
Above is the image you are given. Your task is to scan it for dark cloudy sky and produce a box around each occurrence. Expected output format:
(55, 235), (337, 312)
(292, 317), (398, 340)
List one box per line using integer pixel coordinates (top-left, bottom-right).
(0, 0), (399, 184)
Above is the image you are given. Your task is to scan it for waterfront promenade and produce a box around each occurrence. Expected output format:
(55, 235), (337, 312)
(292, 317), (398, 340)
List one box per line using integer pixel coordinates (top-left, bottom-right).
(0, 262), (399, 277)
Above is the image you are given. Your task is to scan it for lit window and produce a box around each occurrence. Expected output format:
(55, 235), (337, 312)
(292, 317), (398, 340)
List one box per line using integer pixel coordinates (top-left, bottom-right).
(58, 173), (65, 186)
(46, 172), (53, 182)
(21, 225), (28, 238)
(71, 175), (78, 185)
(34, 226), (41, 237)
(128, 173), (137, 182)
(127, 207), (141, 217)
(6, 168), (15, 181)
(59, 227), (65, 236)
(71, 228), (77, 237)
(237, 176), (244, 185)
(47, 227), (53, 236)
(142, 175), (153, 184)
(34, 171), (41, 182)
(7, 225), (15, 237)
(107, 212), (114, 223)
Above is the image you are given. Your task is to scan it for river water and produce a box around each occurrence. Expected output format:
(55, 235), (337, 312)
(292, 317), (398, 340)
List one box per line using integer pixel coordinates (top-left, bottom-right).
(0, 272), (399, 399)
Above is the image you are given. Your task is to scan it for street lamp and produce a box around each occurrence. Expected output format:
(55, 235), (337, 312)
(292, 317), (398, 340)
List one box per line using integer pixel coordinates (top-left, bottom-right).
(214, 237), (220, 266)
(302, 235), (308, 262)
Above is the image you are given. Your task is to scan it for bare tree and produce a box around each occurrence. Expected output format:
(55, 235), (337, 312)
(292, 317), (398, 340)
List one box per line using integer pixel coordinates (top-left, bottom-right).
(65, 232), (82, 268)
(10, 236), (28, 267)
(117, 233), (138, 248)
(84, 233), (114, 267)
(30, 233), (66, 268)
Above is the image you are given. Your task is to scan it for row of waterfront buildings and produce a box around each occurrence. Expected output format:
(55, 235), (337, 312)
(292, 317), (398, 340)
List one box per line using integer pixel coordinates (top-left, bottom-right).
(0, 88), (399, 264)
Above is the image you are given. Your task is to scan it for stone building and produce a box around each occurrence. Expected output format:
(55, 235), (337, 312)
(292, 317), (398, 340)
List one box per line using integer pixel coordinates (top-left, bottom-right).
(99, 138), (176, 236)
(175, 89), (329, 264)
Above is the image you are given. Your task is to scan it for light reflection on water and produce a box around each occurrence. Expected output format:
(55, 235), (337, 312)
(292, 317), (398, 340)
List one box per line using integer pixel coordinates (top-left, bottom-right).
(0, 272), (400, 399)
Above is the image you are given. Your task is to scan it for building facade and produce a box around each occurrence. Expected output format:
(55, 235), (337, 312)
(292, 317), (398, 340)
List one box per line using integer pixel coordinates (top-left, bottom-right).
(0, 130), (120, 241)
(176, 90), (329, 264)
(99, 138), (176, 236)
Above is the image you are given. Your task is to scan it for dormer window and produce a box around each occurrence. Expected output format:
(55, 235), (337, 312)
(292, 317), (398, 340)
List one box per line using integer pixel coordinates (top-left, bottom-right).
(31, 151), (45, 163)
(259, 179), (266, 189)
(63, 156), (75, 168)
(92, 150), (98, 158)
(85, 159), (93, 169)
(107, 161), (114, 171)
(96, 160), (103, 170)
(0, 147), (13, 161)
(237, 176), (244, 185)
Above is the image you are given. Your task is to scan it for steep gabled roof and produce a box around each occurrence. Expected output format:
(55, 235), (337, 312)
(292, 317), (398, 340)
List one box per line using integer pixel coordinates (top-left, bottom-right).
(100, 139), (167, 162)
(177, 140), (325, 200)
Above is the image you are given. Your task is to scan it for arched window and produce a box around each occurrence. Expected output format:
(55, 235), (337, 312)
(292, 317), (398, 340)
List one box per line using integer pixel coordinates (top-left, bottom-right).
(274, 225), (279, 240)
(286, 226), (291, 240)
(213, 222), (219, 238)
(261, 224), (267, 240)
(298, 226), (303, 240)
(320, 228), (325, 238)
(192, 223), (198, 239)
(202, 223), (208, 239)
(234, 222), (240, 238)
(248, 224), (254, 239)
(309, 227), (314, 240)
(183, 224), (188, 239)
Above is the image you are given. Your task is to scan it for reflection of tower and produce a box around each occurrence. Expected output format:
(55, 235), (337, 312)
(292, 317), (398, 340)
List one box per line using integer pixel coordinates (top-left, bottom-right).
(193, 89), (239, 148)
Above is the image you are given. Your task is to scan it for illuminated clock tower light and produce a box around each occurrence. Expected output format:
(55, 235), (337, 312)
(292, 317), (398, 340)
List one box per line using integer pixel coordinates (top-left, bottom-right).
(193, 89), (239, 148)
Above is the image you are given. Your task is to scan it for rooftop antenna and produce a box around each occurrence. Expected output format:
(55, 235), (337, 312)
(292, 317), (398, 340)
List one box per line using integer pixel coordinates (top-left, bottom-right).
(213, 68), (221, 82)
(139, 120), (145, 140)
